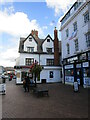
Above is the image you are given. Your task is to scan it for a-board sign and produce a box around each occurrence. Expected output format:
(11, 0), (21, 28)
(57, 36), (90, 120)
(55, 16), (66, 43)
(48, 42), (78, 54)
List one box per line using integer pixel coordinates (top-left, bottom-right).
(73, 82), (79, 92)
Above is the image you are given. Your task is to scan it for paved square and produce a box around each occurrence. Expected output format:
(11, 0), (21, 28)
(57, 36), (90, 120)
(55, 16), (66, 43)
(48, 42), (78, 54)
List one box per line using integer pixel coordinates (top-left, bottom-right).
(2, 80), (88, 118)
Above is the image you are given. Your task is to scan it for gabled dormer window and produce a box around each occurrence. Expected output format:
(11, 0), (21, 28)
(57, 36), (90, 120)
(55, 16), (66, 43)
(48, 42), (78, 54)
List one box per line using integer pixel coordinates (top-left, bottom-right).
(46, 48), (52, 53)
(47, 39), (50, 42)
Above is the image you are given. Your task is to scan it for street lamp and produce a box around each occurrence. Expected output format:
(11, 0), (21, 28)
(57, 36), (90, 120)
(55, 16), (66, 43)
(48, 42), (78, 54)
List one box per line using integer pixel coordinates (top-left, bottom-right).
(34, 60), (37, 87)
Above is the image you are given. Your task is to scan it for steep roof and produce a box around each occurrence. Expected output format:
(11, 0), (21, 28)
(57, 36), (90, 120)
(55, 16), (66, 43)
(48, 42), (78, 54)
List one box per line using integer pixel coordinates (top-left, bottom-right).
(41, 34), (54, 45)
(19, 33), (61, 54)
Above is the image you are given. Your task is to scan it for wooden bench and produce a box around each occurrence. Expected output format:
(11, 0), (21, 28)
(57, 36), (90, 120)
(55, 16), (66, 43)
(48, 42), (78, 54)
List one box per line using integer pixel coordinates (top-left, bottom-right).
(29, 83), (36, 90)
(33, 88), (49, 97)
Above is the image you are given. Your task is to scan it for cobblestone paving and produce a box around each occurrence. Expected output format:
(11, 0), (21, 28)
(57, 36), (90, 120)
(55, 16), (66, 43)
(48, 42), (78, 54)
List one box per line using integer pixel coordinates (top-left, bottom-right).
(2, 79), (88, 118)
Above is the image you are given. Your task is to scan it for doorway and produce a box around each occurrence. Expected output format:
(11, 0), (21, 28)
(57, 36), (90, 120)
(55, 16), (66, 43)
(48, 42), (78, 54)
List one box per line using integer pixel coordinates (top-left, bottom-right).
(76, 68), (83, 86)
(41, 79), (46, 83)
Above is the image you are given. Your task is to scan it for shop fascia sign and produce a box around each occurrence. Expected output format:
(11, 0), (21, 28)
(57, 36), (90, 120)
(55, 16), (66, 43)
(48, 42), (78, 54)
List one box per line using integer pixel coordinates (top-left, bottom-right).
(65, 64), (74, 69)
(67, 56), (78, 63)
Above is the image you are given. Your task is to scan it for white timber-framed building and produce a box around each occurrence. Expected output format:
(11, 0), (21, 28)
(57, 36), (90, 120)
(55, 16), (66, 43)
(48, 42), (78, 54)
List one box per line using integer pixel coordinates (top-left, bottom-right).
(15, 28), (62, 84)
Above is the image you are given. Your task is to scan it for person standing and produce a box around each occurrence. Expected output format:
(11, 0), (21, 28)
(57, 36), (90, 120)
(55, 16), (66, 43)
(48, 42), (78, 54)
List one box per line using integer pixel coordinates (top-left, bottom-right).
(24, 75), (30, 92)
(10, 74), (13, 81)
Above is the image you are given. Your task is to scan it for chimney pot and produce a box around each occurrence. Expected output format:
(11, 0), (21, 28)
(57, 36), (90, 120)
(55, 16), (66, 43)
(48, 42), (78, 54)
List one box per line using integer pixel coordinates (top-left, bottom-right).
(31, 30), (38, 38)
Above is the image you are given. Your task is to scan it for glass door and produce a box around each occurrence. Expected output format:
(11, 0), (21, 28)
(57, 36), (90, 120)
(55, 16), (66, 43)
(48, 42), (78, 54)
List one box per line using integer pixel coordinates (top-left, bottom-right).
(76, 68), (83, 86)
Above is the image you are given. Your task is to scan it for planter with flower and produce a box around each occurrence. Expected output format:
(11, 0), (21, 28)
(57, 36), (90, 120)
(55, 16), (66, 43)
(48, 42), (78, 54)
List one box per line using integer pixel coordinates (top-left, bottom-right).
(30, 60), (42, 87)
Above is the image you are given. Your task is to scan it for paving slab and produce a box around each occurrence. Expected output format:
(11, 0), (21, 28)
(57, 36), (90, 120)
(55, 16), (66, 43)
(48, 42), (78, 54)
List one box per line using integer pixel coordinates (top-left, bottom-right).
(2, 79), (89, 119)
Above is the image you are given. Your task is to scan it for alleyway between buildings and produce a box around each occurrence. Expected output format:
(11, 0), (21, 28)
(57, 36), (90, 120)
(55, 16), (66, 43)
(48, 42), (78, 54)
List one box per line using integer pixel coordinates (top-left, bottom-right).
(2, 79), (88, 118)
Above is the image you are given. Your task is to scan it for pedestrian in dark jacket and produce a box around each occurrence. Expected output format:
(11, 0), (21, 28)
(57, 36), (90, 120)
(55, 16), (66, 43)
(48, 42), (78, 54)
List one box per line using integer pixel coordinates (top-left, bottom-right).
(24, 76), (30, 92)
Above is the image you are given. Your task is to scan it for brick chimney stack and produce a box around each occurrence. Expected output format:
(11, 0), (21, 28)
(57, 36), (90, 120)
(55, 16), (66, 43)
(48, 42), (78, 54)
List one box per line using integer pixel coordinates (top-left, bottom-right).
(31, 30), (38, 39)
(54, 27), (59, 66)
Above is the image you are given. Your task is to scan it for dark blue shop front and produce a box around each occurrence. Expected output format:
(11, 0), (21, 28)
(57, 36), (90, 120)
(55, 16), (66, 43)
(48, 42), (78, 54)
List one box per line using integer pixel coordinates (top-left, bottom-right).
(63, 50), (90, 88)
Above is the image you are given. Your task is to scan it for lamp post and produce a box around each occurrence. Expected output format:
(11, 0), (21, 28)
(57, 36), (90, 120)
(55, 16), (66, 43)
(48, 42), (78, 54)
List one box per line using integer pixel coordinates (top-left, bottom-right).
(34, 60), (37, 87)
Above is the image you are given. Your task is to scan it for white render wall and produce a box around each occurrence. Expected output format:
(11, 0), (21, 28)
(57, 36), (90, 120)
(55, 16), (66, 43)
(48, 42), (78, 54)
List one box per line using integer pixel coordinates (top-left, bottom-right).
(15, 66), (62, 84)
(42, 36), (54, 52)
(61, 2), (89, 59)
(18, 53), (62, 66)
(40, 66), (61, 83)
(19, 53), (56, 66)
(24, 36), (37, 52)
(19, 53), (39, 65)
(15, 57), (20, 66)
(40, 54), (54, 65)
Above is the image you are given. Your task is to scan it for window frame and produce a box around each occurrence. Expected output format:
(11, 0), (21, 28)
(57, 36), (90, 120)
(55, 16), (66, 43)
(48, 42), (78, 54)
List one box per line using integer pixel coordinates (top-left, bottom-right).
(46, 48), (52, 53)
(67, 43), (70, 54)
(46, 59), (54, 66)
(85, 32), (90, 48)
(84, 11), (89, 24)
(27, 47), (34, 52)
(73, 22), (77, 32)
(29, 37), (32, 41)
(47, 39), (50, 42)
(25, 58), (34, 66)
(74, 39), (79, 52)
(66, 29), (69, 38)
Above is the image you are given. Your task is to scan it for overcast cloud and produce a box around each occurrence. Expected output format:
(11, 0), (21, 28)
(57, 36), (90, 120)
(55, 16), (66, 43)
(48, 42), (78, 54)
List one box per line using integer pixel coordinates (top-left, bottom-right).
(0, 6), (44, 67)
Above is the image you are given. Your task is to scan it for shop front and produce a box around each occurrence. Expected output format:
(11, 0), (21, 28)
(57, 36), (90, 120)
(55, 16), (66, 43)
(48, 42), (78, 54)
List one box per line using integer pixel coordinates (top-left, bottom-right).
(63, 50), (90, 88)
(14, 66), (33, 84)
(64, 64), (74, 85)
(76, 63), (83, 86)
(83, 61), (90, 88)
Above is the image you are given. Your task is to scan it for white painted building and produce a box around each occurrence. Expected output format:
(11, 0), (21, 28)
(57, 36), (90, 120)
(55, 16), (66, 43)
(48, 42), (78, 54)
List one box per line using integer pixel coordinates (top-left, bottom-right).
(60, 1), (90, 88)
(15, 29), (62, 84)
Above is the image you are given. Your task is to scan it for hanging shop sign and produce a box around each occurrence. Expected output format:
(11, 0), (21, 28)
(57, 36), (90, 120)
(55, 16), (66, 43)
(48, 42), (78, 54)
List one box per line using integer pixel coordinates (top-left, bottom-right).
(83, 62), (89, 67)
(79, 53), (87, 61)
(73, 82), (79, 92)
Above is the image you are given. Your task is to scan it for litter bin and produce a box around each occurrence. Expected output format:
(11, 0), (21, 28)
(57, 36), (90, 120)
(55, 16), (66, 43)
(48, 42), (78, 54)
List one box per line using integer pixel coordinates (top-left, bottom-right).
(73, 82), (79, 92)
